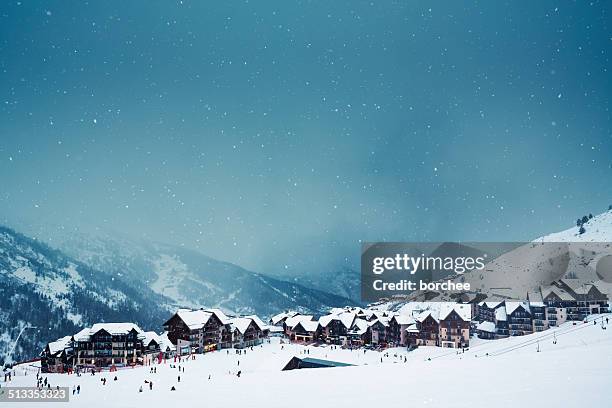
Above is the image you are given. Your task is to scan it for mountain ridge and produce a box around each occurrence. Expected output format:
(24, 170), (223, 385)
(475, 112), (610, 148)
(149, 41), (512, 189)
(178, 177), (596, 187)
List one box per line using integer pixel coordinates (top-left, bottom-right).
(0, 225), (356, 364)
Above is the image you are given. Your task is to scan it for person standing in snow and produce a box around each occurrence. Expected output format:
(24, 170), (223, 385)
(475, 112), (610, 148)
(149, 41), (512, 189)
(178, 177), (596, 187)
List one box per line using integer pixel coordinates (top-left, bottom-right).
(178, 375), (181, 383)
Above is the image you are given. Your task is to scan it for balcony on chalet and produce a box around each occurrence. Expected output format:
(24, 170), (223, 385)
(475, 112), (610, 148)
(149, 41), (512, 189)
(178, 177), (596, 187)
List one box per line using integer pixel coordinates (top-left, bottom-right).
(509, 317), (532, 324)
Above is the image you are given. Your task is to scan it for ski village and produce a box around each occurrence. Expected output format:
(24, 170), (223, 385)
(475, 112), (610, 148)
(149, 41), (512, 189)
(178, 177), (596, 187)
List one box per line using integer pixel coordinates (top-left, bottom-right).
(5, 274), (599, 374)
(1, 280), (611, 406)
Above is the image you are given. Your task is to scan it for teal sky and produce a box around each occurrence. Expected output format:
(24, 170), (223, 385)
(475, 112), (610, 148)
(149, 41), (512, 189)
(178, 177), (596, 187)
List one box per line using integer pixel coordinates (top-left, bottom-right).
(1, 1), (611, 275)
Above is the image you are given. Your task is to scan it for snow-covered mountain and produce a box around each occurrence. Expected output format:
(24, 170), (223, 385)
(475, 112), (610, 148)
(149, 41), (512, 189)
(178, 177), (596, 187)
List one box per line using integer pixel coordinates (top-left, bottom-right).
(50, 231), (356, 318)
(0, 226), (171, 365)
(272, 266), (362, 305)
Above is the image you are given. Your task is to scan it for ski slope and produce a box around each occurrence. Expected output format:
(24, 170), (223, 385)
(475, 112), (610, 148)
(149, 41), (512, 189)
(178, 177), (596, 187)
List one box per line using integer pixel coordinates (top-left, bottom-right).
(3, 314), (611, 408)
(540, 210), (612, 242)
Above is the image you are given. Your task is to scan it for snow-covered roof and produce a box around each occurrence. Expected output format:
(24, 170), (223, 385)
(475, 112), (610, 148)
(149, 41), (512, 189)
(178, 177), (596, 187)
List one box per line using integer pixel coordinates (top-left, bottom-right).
(271, 311), (299, 325)
(142, 331), (161, 346)
(542, 287), (575, 301)
(368, 318), (389, 328)
(244, 315), (266, 331)
(47, 336), (72, 355)
(393, 314), (416, 326)
(73, 328), (91, 342)
(230, 317), (255, 335)
(89, 323), (144, 336)
(478, 301), (503, 309)
(410, 303), (472, 323)
(176, 309), (213, 330)
(348, 319), (369, 335)
(295, 320), (319, 333)
(439, 304), (471, 321)
(560, 279), (597, 293)
(416, 310), (439, 323)
(361, 310), (375, 319)
(73, 323), (144, 342)
(318, 314), (340, 328)
(338, 312), (356, 328)
(318, 311), (356, 328)
(495, 306), (507, 321)
(476, 321), (496, 333)
(158, 331), (176, 352)
(505, 301), (530, 315)
(372, 310), (391, 320)
(572, 286), (591, 295)
(285, 315), (314, 329)
(205, 308), (231, 325)
(352, 307), (369, 316)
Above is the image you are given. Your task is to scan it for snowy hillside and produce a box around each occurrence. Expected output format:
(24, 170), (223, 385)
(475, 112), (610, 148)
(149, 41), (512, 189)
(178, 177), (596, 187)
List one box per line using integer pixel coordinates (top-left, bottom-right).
(271, 266), (362, 305)
(0, 227), (171, 365)
(4, 314), (611, 407)
(539, 210), (612, 242)
(30, 230), (356, 317)
(391, 210), (612, 303)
